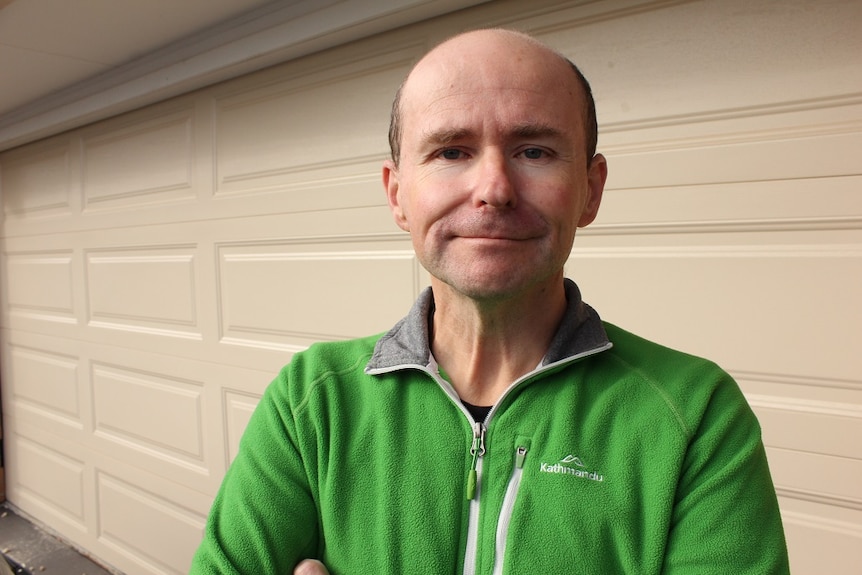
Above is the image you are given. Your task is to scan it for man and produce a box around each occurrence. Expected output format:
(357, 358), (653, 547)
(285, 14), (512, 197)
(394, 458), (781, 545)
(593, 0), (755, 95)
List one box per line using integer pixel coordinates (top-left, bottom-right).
(191, 29), (789, 574)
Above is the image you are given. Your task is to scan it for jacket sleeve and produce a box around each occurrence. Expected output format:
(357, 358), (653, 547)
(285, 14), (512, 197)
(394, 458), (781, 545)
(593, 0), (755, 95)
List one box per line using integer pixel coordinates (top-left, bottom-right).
(189, 368), (320, 574)
(662, 372), (790, 574)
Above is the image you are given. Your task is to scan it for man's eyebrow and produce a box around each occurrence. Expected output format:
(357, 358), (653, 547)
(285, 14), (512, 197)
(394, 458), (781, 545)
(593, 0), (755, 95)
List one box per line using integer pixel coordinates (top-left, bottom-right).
(419, 127), (474, 147)
(420, 124), (565, 146)
(510, 123), (565, 140)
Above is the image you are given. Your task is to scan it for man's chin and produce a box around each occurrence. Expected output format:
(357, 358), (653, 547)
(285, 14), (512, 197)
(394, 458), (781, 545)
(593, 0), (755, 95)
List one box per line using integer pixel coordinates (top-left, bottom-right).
(435, 271), (558, 303)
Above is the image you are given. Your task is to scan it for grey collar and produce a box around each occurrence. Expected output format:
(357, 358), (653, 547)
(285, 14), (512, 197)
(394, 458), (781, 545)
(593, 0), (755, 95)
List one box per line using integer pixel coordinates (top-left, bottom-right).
(365, 278), (610, 373)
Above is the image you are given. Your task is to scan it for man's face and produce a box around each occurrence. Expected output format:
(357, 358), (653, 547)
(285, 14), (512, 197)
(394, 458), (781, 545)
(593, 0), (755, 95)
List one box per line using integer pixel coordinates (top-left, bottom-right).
(384, 31), (606, 302)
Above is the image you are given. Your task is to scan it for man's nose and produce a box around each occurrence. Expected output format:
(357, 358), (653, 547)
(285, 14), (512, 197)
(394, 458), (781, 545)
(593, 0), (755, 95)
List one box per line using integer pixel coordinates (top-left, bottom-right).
(476, 151), (517, 208)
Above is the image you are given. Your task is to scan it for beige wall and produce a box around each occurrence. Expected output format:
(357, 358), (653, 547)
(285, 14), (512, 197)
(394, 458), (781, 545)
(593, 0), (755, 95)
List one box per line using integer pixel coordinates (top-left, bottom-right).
(1, 0), (860, 573)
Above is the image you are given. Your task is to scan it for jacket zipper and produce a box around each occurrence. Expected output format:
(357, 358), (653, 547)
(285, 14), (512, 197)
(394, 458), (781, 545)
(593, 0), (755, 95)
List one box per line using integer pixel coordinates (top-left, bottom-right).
(462, 421), (486, 575)
(492, 445), (528, 575)
(467, 421), (486, 500)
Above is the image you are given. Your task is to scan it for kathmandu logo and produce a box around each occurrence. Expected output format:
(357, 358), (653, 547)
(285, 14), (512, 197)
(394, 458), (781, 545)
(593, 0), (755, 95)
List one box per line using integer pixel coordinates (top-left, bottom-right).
(540, 454), (604, 482)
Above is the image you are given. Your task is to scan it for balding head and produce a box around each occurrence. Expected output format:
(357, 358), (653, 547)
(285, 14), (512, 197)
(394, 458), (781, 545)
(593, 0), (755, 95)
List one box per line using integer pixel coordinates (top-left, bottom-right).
(388, 29), (597, 167)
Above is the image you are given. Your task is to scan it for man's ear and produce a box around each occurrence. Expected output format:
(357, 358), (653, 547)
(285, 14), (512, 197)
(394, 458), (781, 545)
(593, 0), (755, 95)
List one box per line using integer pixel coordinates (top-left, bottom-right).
(383, 160), (410, 232)
(577, 153), (608, 228)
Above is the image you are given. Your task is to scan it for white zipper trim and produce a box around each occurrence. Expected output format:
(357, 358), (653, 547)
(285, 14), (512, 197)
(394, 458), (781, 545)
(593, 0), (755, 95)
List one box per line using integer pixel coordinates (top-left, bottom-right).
(492, 463), (524, 575)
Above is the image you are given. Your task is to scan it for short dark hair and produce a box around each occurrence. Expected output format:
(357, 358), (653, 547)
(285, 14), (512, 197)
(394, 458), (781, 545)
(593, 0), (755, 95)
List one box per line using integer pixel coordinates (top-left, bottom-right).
(387, 54), (598, 168)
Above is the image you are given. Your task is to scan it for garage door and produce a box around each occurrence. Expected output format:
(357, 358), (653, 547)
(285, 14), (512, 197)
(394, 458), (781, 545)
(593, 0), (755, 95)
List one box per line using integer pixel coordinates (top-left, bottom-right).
(1, 0), (859, 573)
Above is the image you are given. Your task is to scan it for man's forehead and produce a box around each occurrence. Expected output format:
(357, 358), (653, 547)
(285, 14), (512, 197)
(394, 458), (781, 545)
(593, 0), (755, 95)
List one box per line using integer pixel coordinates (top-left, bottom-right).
(400, 80), (581, 143)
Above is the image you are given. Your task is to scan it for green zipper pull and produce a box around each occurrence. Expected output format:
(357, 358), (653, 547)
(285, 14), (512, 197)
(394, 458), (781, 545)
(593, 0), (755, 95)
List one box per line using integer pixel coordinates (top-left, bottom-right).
(467, 421), (486, 500)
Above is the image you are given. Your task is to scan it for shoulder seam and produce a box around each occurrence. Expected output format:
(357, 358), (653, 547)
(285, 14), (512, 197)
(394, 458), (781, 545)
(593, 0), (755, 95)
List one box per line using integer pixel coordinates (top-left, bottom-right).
(293, 352), (374, 415)
(606, 352), (692, 439)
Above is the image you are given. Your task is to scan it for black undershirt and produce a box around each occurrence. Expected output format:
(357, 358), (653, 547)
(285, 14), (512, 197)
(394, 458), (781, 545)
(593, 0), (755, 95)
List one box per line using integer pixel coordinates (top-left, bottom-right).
(461, 400), (492, 423)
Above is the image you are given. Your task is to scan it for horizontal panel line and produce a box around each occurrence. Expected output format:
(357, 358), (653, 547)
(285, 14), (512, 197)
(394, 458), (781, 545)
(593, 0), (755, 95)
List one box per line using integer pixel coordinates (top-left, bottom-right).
(527, 0), (700, 39)
(602, 121), (862, 155)
(85, 244), (197, 255)
(213, 172), (379, 198)
(6, 254), (73, 262)
(583, 216), (862, 236)
(215, 231), (406, 248)
(5, 201), (72, 216)
(11, 400), (83, 429)
(87, 255), (195, 263)
(90, 312), (196, 328)
(8, 303), (74, 314)
(219, 336), (308, 354)
(222, 326), (346, 342)
(746, 393), (862, 419)
(606, 173), (862, 193)
(84, 182), (194, 206)
(94, 424), (204, 461)
(88, 321), (202, 340)
(732, 370), (862, 392)
(81, 112), (193, 146)
(570, 244), (862, 258)
(9, 310), (77, 324)
(780, 509), (862, 537)
(222, 250), (414, 262)
(777, 486), (862, 512)
(218, 152), (383, 185)
(602, 92), (862, 135)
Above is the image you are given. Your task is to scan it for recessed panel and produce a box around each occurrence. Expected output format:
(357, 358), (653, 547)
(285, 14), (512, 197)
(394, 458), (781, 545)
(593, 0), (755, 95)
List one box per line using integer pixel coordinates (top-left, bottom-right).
(4, 251), (75, 320)
(82, 112), (194, 209)
(8, 345), (79, 420)
(12, 436), (85, 524)
(97, 473), (205, 575)
(215, 50), (409, 196)
(218, 241), (418, 349)
(570, 246), (862, 382)
(749, 396), (862, 460)
(92, 363), (205, 464)
(604, 130), (862, 191)
(86, 247), (199, 336)
(768, 446), (861, 505)
(1, 144), (71, 217)
(596, 175), (861, 232)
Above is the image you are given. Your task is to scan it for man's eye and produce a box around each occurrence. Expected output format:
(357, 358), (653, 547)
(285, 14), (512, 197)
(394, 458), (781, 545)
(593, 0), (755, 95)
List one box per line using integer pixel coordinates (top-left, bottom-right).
(439, 149), (463, 160)
(522, 148), (545, 159)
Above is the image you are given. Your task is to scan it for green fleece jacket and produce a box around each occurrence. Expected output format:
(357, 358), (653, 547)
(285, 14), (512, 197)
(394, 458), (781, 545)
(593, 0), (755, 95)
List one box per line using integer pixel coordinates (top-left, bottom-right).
(190, 280), (789, 574)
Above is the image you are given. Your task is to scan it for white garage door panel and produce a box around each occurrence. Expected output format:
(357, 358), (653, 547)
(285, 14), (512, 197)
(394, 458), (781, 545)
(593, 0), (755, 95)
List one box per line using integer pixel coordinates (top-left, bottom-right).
(0, 141), (72, 217)
(570, 246), (861, 379)
(2, 417), (92, 535)
(86, 247), (200, 335)
(7, 344), (80, 421)
(4, 251), (76, 321)
(11, 434), (87, 526)
(768, 447), (860, 510)
(540, 0), (862, 123)
(98, 472), (205, 575)
(82, 110), (195, 209)
(213, 46), (409, 195)
(1, 0), (859, 573)
(752, 399), (862, 460)
(606, 130), (862, 190)
(598, 176), (861, 230)
(92, 363), (206, 469)
(218, 240), (421, 350)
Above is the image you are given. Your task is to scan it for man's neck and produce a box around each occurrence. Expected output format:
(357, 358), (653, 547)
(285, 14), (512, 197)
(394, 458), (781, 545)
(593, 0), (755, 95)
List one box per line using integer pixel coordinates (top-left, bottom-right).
(430, 278), (568, 406)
